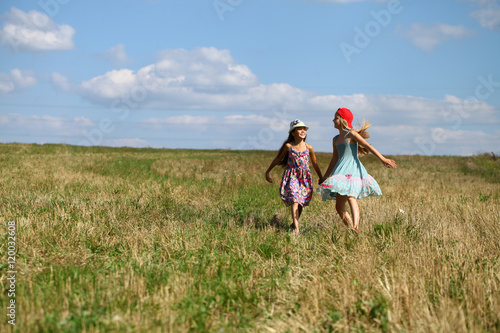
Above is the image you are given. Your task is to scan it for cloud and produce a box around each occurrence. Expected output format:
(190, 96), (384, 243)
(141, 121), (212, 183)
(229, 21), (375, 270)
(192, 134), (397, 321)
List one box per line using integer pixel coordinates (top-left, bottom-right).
(154, 47), (260, 92)
(136, 106), (500, 155)
(104, 137), (150, 148)
(74, 46), (499, 127)
(0, 69), (36, 96)
(67, 46), (500, 155)
(77, 47), (307, 110)
(51, 72), (71, 91)
(78, 47), (268, 108)
(466, 0), (500, 30)
(0, 113), (94, 135)
(412, 127), (500, 155)
(139, 94), (498, 128)
(398, 23), (475, 51)
(80, 69), (137, 101)
(470, 6), (500, 31)
(73, 47), (499, 122)
(0, 7), (75, 52)
(142, 115), (216, 130)
(95, 44), (134, 67)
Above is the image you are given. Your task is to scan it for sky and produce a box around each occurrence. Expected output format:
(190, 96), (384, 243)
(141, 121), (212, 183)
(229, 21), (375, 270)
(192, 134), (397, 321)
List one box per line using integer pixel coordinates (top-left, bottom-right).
(0, 0), (499, 155)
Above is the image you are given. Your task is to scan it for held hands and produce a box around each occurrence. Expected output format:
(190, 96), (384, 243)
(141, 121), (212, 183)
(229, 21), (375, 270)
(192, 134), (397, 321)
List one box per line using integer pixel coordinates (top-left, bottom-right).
(382, 158), (397, 169)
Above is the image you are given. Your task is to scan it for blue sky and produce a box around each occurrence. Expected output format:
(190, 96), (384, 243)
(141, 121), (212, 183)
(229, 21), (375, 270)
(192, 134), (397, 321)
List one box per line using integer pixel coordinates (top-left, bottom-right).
(1, 0), (499, 155)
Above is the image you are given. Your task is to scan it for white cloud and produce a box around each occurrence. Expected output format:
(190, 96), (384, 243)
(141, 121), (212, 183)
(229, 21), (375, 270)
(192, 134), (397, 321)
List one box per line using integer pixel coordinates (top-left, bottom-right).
(68, 46), (500, 155)
(4, 108), (495, 155)
(357, 94), (498, 126)
(466, 0), (500, 30)
(154, 47), (259, 91)
(96, 44), (134, 67)
(136, 91), (500, 154)
(142, 115), (216, 130)
(51, 72), (71, 91)
(471, 6), (500, 31)
(78, 47), (279, 109)
(73, 116), (94, 127)
(412, 128), (500, 155)
(0, 114), (94, 134)
(73, 47), (498, 122)
(77, 47), (311, 109)
(80, 69), (137, 101)
(398, 23), (475, 51)
(104, 138), (150, 148)
(0, 7), (75, 52)
(0, 69), (36, 96)
(139, 94), (498, 129)
(224, 114), (283, 126)
(10, 68), (37, 88)
(142, 113), (288, 135)
(8, 108), (488, 155)
(75, 47), (499, 131)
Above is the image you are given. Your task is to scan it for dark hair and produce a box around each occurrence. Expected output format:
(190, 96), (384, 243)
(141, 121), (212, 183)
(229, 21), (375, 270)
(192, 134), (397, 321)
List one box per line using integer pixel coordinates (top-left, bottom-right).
(276, 129), (307, 167)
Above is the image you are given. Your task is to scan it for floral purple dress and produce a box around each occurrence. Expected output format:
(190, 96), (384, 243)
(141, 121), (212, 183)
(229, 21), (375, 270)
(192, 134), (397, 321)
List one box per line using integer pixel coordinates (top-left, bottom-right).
(280, 147), (313, 207)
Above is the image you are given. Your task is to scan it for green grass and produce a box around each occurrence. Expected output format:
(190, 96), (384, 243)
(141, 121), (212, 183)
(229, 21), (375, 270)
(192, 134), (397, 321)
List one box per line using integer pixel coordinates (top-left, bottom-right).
(0, 143), (499, 332)
(462, 153), (500, 183)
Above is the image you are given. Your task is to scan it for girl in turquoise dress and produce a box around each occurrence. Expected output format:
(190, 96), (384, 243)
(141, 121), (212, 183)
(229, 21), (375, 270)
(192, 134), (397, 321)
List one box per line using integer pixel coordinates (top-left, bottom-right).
(317, 108), (397, 232)
(266, 119), (323, 234)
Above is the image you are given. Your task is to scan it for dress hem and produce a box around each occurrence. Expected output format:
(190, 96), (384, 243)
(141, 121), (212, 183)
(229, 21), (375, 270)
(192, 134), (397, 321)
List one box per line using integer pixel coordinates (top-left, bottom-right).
(316, 186), (382, 201)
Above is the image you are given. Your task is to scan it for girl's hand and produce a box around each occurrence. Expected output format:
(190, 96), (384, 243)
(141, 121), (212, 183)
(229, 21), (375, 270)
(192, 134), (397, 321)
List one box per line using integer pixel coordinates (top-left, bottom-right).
(265, 172), (273, 183)
(383, 158), (397, 169)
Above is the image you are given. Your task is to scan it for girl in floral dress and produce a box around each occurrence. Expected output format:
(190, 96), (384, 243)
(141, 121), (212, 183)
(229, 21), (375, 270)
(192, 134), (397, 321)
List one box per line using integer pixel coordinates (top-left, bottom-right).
(266, 119), (323, 234)
(317, 108), (397, 232)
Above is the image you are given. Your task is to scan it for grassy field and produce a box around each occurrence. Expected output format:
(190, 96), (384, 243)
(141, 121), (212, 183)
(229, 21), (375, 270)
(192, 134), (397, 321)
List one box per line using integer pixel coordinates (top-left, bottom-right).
(1, 143), (499, 332)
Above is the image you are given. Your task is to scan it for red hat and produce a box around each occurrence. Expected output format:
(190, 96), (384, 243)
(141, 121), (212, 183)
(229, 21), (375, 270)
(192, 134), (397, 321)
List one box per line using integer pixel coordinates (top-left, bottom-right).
(337, 108), (353, 128)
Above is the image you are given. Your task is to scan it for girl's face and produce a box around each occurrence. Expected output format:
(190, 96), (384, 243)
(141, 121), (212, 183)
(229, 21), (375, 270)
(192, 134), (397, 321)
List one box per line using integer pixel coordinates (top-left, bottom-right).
(292, 126), (307, 140)
(333, 113), (342, 129)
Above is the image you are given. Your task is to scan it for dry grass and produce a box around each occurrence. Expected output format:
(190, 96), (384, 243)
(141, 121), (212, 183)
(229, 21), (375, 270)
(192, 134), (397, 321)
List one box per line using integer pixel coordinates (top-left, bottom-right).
(0, 143), (499, 332)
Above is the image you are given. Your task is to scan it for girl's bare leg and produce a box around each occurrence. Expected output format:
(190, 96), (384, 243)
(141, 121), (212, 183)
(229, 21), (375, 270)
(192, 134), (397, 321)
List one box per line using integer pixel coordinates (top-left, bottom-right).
(347, 196), (360, 230)
(335, 195), (353, 228)
(290, 203), (300, 231)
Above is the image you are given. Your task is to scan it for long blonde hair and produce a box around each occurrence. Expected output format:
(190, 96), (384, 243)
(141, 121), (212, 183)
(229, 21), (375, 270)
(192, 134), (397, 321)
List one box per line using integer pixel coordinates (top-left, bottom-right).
(339, 117), (371, 157)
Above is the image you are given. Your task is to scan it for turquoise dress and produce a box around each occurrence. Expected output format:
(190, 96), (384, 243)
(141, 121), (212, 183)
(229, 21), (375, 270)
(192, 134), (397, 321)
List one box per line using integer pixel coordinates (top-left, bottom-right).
(317, 141), (382, 201)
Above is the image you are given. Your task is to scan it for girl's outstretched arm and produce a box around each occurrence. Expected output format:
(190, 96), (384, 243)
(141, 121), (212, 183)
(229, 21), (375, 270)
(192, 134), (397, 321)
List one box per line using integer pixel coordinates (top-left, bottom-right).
(319, 137), (339, 183)
(306, 144), (323, 181)
(350, 131), (397, 168)
(265, 144), (290, 183)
